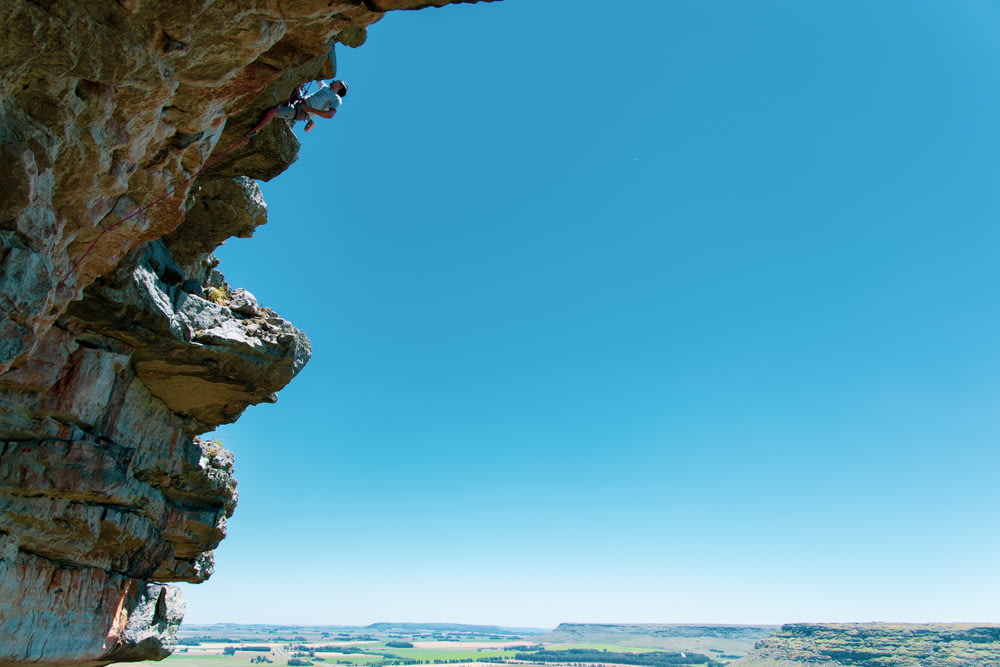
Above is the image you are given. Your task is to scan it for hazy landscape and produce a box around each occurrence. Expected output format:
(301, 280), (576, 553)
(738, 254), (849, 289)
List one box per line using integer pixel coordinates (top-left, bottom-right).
(164, 622), (767, 667)
(161, 622), (1000, 667)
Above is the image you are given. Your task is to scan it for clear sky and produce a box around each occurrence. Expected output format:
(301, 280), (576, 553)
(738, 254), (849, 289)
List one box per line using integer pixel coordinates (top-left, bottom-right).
(182, 0), (1000, 628)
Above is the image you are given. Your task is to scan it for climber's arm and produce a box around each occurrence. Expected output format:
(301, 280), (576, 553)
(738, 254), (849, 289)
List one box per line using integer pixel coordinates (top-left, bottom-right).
(303, 105), (337, 119)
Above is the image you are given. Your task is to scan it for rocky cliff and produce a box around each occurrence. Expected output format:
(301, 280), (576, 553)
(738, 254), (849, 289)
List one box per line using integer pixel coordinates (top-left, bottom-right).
(0, 1), (494, 665)
(730, 623), (1000, 666)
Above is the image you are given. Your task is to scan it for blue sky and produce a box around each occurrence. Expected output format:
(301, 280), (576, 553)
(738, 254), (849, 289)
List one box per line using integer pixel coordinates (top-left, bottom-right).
(182, 0), (1000, 627)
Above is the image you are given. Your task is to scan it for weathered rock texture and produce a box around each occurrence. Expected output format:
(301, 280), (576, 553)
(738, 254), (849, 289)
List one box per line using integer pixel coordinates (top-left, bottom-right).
(730, 623), (1000, 666)
(0, 1), (495, 665)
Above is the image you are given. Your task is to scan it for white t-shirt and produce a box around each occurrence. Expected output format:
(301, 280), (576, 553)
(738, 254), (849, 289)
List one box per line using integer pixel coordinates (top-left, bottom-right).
(304, 85), (342, 112)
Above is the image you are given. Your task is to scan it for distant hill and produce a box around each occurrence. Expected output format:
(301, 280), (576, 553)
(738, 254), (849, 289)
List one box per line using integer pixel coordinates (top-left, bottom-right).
(365, 622), (549, 636)
(542, 623), (779, 642)
(535, 623), (779, 658)
(180, 622), (550, 637)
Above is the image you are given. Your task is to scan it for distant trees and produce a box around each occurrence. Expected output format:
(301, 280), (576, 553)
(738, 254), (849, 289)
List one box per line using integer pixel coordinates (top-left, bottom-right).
(313, 646), (362, 654)
(223, 646), (272, 656)
(385, 642), (414, 649)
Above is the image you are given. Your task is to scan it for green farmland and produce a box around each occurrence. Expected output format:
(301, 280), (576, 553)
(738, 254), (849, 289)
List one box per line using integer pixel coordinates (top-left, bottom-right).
(162, 623), (742, 667)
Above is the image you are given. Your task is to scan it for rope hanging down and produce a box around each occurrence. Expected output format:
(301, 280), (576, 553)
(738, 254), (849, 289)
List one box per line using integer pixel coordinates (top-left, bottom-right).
(57, 129), (256, 290)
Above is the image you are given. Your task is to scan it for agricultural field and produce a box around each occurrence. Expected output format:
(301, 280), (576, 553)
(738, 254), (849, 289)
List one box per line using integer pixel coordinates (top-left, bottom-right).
(164, 624), (541, 667)
(159, 623), (741, 667)
(159, 622), (1000, 667)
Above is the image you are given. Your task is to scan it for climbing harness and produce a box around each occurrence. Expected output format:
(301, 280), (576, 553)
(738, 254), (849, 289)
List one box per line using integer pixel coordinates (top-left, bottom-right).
(278, 42), (336, 123)
(285, 82), (313, 122)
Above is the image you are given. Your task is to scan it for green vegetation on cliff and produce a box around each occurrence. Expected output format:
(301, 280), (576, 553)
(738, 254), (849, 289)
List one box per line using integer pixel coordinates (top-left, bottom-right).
(732, 623), (1000, 666)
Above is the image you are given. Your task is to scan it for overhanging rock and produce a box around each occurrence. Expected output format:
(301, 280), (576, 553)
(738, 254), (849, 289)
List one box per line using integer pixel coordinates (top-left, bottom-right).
(0, 0), (499, 664)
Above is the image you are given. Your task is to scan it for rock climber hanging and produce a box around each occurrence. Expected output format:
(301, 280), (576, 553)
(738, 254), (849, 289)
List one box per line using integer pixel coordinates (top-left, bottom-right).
(248, 42), (347, 136)
(61, 44), (349, 290)
(248, 79), (347, 135)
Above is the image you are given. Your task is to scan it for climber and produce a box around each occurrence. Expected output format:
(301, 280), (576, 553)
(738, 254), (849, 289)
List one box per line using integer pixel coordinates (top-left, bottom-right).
(248, 79), (348, 135)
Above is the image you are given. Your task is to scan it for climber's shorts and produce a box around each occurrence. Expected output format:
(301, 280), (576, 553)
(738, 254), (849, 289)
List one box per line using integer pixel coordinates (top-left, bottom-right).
(275, 105), (308, 121)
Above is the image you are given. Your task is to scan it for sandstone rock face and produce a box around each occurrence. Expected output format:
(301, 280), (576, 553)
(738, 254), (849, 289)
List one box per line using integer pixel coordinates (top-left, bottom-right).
(0, 1), (496, 665)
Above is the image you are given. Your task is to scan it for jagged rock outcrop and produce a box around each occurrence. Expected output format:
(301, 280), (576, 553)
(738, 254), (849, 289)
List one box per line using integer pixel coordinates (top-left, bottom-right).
(730, 623), (1000, 666)
(0, 1), (496, 665)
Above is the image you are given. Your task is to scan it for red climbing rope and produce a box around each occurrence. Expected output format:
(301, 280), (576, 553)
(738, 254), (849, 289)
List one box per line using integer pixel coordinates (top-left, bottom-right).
(57, 130), (256, 290)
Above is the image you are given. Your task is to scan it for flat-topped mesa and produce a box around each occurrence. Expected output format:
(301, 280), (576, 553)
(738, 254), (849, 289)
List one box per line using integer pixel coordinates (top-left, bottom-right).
(0, 1), (496, 665)
(544, 623), (779, 641)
